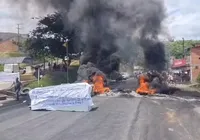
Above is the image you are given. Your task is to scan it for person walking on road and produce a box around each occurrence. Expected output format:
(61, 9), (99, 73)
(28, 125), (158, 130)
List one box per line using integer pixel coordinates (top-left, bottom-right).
(12, 78), (22, 101)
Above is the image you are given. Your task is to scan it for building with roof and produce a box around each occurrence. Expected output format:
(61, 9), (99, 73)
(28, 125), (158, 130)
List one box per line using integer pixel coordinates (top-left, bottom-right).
(0, 57), (32, 65)
(171, 56), (190, 71)
(190, 45), (200, 82)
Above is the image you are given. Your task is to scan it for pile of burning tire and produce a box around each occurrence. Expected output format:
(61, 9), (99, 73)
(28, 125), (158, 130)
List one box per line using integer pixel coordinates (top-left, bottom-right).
(136, 71), (179, 95)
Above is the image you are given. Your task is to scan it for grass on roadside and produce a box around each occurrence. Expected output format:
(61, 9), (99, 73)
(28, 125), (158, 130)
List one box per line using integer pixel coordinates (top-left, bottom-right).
(26, 66), (79, 89)
(70, 60), (80, 67)
(0, 64), (3, 72)
(19, 63), (28, 68)
(0, 52), (24, 57)
(20, 74), (36, 81)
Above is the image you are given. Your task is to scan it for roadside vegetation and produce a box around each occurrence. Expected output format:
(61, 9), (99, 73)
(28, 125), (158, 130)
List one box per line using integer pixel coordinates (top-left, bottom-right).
(197, 74), (200, 84)
(187, 74), (200, 90)
(0, 52), (24, 57)
(194, 74), (200, 88)
(168, 40), (200, 59)
(26, 66), (78, 89)
(69, 60), (80, 67)
(0, 64), (3, 72)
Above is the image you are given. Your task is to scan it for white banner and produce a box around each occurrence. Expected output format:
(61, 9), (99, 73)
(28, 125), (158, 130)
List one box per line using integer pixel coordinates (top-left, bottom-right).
(29, 83), (94, 112)
(0, 72), (20, 82)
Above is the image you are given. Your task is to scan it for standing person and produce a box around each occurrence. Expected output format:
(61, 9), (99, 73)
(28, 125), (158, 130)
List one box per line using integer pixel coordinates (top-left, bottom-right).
(48, 62), (51, 71)
(168, 74), (174, 85)
(53, 63), (57, 71)
(12, 78), (22, 101)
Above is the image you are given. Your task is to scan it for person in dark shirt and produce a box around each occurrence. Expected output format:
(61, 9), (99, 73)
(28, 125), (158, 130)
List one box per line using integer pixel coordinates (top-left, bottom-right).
(14, 78), (22, 101)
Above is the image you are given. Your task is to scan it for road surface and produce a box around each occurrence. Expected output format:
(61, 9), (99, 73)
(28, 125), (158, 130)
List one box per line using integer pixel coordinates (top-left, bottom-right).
(0, 95), (200, 140)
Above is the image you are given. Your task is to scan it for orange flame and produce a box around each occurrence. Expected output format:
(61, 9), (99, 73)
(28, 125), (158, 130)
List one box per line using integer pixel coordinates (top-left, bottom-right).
(92, 75), (110, 94)
(136, 75), (156, 95)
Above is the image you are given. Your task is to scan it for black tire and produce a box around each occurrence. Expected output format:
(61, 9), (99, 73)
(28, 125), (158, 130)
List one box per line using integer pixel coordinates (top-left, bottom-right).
(21, 89), (30, 96)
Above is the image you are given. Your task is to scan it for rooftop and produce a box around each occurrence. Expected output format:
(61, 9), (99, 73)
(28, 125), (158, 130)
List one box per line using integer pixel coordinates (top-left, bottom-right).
(0, 57), (32, 64)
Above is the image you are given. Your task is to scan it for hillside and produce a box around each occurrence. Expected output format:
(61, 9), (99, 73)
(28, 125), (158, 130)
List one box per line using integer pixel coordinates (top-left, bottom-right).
(0, 32), (28, 58)
(0, 32), (28, 42)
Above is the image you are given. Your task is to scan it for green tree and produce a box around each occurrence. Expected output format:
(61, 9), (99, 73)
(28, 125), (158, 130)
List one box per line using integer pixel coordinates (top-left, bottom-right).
(168, 40), (200, 59)
(27, 13), (80, 63)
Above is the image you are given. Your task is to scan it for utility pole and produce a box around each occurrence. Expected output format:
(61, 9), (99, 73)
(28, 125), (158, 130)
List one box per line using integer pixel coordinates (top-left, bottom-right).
(182, 37), (185, 58)
(17, 24), (21, 45)
(66, 44), (69, 83)
(63, 39), (69, 83)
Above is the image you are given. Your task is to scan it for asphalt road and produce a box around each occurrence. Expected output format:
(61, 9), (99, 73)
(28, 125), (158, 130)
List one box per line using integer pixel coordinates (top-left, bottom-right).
(0, 95), (200, 140)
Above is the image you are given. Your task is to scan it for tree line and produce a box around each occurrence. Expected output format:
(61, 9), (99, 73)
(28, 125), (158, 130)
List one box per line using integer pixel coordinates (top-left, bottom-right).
(167, 40), (200, 59)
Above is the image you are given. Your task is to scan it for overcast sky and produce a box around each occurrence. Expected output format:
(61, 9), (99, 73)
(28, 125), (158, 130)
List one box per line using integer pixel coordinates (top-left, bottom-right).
(0, 0), (199, 40)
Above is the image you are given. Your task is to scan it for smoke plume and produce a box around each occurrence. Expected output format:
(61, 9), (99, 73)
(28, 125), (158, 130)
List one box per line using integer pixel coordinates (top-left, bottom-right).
(14, 0), (167, 72)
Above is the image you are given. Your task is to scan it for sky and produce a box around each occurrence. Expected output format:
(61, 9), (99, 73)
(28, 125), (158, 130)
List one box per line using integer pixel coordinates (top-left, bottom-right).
(0, 0), (199, 40)
(165, 0), (200, 40)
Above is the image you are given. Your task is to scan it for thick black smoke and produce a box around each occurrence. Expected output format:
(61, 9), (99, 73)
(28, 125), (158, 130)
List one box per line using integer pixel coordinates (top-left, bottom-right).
(14, 0), (166, 72)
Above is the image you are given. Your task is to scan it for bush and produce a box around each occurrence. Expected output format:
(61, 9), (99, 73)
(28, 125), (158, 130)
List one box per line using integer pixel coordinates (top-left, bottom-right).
(8, 52), (24, 57)
(196, 73), (200, 83)
(0, 64), (3, 72)
(26, 66), (78, 89)
(20, 74), (36, 81)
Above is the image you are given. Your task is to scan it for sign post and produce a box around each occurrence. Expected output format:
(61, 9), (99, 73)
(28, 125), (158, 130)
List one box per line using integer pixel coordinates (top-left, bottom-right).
(63, 39), (69, 83)
(38, 68), (40, 86)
